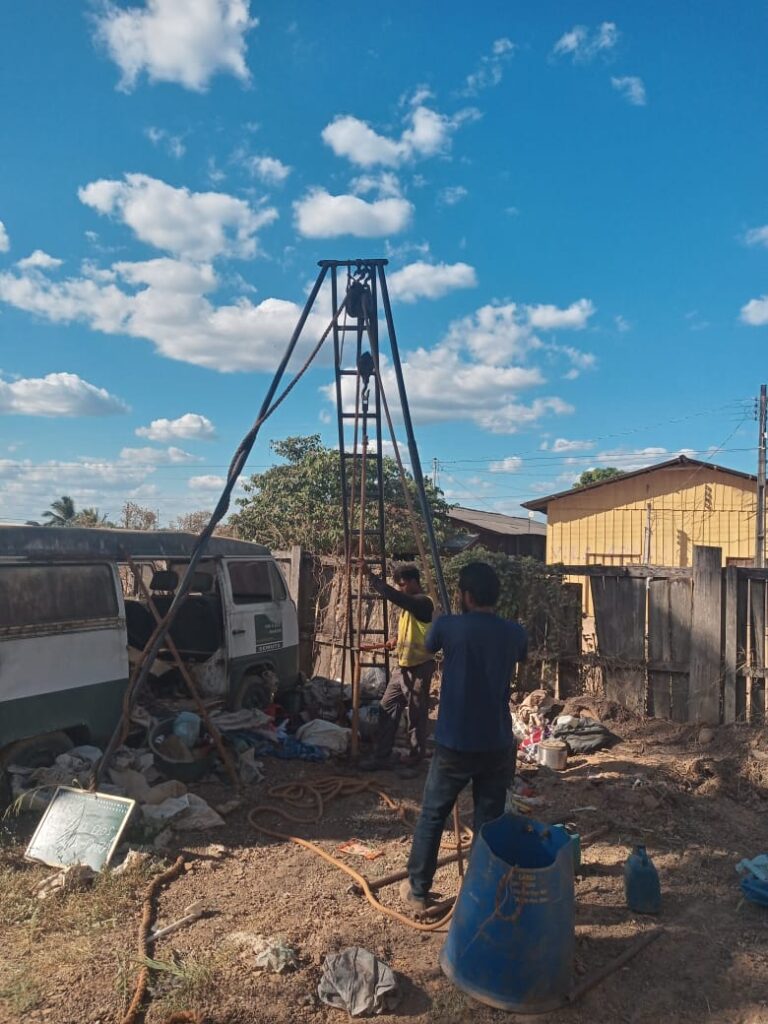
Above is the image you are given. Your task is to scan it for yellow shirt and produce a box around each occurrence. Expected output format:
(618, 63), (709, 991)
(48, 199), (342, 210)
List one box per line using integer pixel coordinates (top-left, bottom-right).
(397, 608), (432, 667)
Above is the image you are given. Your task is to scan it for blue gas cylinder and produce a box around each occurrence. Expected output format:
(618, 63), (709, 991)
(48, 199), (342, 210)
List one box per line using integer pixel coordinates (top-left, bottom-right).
(624, 846), (661, 914)
(441, 814), (574, 1013)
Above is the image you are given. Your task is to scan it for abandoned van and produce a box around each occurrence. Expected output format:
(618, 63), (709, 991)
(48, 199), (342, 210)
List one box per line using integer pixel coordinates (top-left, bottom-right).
(0, 526), (299, 780)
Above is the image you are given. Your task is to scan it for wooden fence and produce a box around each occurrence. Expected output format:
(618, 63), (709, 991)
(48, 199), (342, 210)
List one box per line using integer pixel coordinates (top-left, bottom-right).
(562, 544), (768, 725)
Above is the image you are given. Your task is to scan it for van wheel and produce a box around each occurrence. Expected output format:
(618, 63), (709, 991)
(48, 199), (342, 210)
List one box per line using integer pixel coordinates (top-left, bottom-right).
(231, 673), (272, 711)
(0, 731), (74, 808)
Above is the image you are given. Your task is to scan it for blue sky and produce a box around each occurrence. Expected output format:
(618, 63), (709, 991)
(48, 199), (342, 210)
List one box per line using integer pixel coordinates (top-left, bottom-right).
(0, 1), (766, 525)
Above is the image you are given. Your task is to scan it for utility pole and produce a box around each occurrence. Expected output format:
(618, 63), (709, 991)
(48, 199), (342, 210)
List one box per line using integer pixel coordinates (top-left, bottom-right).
(756, 384), (766, 568)
(432, 457), (440, 489)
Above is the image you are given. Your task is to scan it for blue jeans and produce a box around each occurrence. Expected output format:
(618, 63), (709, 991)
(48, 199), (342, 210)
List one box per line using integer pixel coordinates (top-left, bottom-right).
(407, 743), (515, 898)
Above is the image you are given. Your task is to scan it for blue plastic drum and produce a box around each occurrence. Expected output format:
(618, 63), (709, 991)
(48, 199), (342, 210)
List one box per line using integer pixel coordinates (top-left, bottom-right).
(441, 814), (575, 1013)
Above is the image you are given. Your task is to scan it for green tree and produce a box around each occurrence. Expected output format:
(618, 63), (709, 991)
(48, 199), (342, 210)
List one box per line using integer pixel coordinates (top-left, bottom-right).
(574, 467), (623, 488)
(41, 495), (77, 526)
(232, 434), (453, 556)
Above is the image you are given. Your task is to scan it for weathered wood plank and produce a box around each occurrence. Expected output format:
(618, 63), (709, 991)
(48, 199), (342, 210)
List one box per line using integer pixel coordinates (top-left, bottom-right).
(559, 565), (691, 579)
(556, 582), (582, 699)
(688, 546), (723, 724)
(723, 565), (738, 723)
(591, 575), (647, 712)
(668, 578), (692, 723)
(648, 579), (671, 719)
(736, 575), (748, 720)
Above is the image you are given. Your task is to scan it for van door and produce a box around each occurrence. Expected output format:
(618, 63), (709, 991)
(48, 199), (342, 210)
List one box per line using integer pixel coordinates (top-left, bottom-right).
(223, 558), (287, 660)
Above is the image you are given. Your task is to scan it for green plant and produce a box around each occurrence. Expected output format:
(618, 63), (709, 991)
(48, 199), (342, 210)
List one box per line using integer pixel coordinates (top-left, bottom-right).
(233, 434), (454, 557)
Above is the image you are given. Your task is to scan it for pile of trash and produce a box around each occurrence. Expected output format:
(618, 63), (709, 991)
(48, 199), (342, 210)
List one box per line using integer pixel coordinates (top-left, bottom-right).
(512, 689), (621, 765)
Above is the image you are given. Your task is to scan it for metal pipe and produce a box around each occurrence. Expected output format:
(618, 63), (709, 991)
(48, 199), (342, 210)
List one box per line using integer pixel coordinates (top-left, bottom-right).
(95, 265), (329, 783)
(377, 266), (451, 613)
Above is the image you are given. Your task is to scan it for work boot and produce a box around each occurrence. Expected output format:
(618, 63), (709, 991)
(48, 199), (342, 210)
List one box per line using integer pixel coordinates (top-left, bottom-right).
(399, 880), (427, 912)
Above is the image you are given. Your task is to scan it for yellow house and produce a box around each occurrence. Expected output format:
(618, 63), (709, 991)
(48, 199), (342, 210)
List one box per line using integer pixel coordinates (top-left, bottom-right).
(522, 455), (759, 618)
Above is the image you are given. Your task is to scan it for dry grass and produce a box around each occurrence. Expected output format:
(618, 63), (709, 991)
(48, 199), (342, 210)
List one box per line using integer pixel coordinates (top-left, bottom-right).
(147, 951), (220, 1018)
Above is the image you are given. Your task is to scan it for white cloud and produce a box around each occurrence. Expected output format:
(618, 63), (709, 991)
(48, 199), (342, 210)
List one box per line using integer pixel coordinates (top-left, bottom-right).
(438, 185), (469, 206)
(293, 189), (413, 238)
(16, 250), (63, 271)
(247, 156), (292, 185)
(0, 255), (329, 373)
(552, 22), (619, 62)
(489, 456), (523, 473)
(463, 37), (515, 94)
(136, 412), (216, 442)
(350, 172), (403, 199)
(387, 261), (477, 302)
(145, 126), (186, 158)
(745, 225), (768, 248)
(526, 299), (595, 330)
(741, 295), (768, 326)
(324, 297), (581, 435)
(543, 438), (595, 453)
(0, 372), (128, 417)
(614, 314), (631, 332)
(442, 303), (532, 363)
(611, 76), (647, 107)
(0, 221), (9, 253)
(321, 103), (478, 168)
(94, 0), (256, 92)
(188, 474), (225, 490)
(79, 173), (277, 260)
(119, 445), (201, 465)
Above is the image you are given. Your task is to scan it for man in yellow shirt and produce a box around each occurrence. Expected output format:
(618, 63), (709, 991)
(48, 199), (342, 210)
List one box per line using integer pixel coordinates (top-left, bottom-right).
(361, 563), (435, 770)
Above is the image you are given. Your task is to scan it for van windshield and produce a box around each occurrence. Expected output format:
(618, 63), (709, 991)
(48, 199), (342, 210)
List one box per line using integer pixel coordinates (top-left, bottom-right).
(0, 564), (119, 629)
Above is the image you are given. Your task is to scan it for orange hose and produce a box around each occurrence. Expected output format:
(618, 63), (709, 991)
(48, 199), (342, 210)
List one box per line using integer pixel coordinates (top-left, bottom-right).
(247, 775), (469, 933)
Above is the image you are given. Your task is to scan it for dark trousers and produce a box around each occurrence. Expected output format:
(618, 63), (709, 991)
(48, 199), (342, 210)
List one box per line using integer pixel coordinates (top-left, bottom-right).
(375, 660), (435, 761)
(407, 743), (515, 898)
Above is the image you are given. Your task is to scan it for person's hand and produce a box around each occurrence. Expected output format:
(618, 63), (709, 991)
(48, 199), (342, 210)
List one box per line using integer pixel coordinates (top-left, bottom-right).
(385, 637), (397, 651)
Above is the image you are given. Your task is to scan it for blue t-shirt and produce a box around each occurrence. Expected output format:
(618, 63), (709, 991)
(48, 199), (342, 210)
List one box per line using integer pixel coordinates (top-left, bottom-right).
(426, 612), (528, 752)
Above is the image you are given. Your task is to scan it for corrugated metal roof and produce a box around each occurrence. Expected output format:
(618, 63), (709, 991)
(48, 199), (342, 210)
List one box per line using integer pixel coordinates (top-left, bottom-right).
(0, 525), (269, 561)
(447, 507), (546, 536)
(521, 455), (757, 514)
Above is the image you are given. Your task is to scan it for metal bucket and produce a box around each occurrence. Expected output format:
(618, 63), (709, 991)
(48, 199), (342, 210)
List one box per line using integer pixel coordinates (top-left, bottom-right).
(441, 814), (574, 1013)
(538, 739), (568, 770)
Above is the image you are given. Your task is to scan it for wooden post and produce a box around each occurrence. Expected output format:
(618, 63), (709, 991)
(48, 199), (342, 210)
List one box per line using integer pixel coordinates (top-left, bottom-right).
(723, 565), (738, 723)
(689, 546), (723, 724)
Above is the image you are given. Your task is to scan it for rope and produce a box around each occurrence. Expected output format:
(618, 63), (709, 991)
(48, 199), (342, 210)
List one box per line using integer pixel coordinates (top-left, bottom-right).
(247, 775), (470, 932)
(95, 266), (342, 786)
(121, 856), (192, 1024)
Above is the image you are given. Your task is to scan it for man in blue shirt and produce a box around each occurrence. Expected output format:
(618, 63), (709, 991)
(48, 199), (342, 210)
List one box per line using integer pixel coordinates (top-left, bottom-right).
(401, 561), (528, 910)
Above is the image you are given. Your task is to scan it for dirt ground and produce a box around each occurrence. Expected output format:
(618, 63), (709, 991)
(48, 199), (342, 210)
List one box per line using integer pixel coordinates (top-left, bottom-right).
(1, 711), (768, 1024)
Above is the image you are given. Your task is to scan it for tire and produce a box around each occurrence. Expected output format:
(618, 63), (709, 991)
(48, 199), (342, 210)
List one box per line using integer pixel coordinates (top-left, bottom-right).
(0, 731), (74, 809)
(231, 673), (272, 711)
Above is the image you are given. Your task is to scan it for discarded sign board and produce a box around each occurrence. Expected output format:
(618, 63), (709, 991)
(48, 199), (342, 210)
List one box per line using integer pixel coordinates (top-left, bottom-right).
(25, 787), (136, 871)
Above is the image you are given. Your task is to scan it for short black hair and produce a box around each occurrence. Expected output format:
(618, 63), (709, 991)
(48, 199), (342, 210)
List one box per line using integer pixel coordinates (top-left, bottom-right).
(458, 562), (500, 607)
(393, 563), (420, 584)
